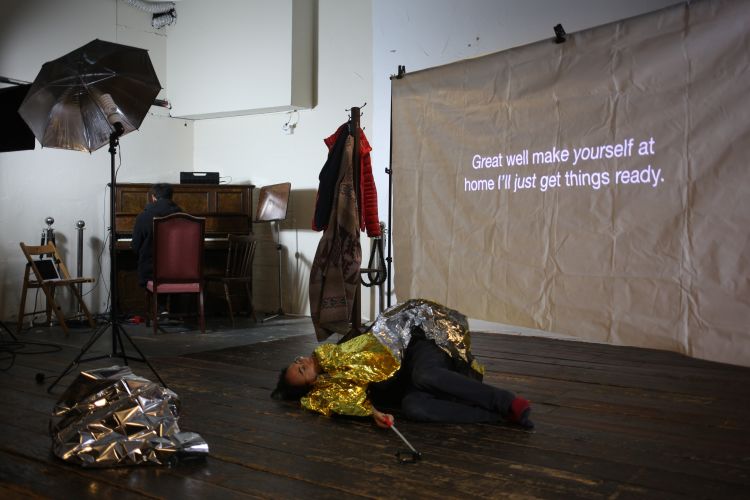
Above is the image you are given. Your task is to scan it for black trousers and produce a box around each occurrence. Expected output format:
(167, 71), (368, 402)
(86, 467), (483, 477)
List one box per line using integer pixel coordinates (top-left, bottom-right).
(398, 338), (515, 423)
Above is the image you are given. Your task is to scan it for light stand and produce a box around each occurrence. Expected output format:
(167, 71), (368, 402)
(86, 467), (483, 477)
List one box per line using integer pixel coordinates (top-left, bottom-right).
(261, 220), (287, 322)
(48, 126), (166, 392)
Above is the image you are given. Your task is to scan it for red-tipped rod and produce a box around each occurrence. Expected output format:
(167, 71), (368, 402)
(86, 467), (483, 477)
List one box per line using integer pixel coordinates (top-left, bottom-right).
(389, 423), (419, 455)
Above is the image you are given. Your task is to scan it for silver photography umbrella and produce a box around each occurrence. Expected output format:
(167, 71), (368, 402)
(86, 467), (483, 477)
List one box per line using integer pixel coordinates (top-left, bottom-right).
(18, 38), (161, 152)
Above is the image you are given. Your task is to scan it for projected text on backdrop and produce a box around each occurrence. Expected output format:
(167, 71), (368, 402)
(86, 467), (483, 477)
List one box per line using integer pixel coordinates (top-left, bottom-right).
(391, 0), (750, 367)
(466, 137), (660, 193)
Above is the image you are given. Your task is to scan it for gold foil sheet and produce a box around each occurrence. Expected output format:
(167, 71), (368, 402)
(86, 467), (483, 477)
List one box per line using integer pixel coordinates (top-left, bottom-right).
(50, 365), (208, 467)
(302, 333), (400, 416)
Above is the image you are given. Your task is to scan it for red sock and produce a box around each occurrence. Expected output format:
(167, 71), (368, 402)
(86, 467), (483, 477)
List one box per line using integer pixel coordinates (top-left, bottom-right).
(510, 397), (529, 421)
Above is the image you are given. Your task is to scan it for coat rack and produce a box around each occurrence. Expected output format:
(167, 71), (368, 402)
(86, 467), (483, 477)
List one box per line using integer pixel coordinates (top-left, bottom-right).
(350, 105), (362, 332)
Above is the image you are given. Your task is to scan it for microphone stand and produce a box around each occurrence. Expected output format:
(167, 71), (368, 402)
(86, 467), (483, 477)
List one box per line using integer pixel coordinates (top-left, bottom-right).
(48, 124), (166, 392)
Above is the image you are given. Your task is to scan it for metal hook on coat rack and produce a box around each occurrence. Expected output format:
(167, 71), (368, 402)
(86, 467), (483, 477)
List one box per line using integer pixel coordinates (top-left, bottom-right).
(346, 102), (367, 122)
(345, 102), (367, 113)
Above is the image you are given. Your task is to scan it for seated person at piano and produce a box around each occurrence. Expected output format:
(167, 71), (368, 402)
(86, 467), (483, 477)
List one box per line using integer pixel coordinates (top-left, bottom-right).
(131, 183), (182, 287)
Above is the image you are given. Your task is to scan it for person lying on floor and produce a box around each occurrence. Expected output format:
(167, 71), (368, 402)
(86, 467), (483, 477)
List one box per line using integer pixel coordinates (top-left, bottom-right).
(271, 299), (533, 430)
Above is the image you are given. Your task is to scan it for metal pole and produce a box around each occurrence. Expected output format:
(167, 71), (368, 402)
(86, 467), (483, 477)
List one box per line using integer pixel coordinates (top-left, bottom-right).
(351, 106), (362, 330)
(76, 220), (85, 313)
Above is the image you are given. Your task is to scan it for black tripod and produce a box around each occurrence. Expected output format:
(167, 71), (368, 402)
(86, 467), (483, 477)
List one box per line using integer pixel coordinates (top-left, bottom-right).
(48, 127), (165, 392)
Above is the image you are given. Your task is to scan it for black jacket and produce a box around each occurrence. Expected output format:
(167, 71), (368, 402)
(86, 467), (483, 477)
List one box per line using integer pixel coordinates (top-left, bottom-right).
(312, 123), (349, 230)
(131, 198), (182, 286)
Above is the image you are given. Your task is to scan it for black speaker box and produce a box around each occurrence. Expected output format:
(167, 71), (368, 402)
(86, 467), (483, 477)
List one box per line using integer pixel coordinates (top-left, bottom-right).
(180, 172), (220, 184)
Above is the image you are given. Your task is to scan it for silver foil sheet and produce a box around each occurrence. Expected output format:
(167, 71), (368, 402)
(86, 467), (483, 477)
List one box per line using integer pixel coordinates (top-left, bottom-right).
(50, 365), (208, 467)
(370, 299), (480, 374)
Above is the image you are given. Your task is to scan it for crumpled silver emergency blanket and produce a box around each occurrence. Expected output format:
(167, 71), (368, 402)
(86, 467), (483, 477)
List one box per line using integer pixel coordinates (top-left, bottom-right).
(369, 298), (484, 376)
(50, 365), (208, 467)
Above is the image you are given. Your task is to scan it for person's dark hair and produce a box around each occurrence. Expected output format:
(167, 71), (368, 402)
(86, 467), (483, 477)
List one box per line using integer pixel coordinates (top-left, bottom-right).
(270, 367), (312, 401)
(150, 183), (174, 200)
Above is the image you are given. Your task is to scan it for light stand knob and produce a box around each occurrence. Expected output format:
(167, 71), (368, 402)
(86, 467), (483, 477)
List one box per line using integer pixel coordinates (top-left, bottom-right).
(41, 216), (56, 249)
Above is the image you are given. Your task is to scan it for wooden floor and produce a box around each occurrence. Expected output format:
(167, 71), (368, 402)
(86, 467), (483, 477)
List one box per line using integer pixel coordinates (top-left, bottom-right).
(1, 318), (749, 499)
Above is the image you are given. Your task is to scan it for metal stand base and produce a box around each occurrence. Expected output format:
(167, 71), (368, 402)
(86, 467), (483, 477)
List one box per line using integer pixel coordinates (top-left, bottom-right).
(260, 309), (306, 323)
(47, 320), (165, 392)
(261, 309), (284, 323)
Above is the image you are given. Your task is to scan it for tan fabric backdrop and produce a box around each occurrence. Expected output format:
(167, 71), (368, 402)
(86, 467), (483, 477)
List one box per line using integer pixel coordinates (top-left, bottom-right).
(391, 0), (750, 367)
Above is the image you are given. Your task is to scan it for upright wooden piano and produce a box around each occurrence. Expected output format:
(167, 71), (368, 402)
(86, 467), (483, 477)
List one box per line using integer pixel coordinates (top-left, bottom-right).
(114, 182), (255, 315)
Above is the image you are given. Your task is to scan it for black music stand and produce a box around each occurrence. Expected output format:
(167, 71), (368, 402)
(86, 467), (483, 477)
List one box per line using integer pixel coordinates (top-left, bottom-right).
(254, 183), (298, 322)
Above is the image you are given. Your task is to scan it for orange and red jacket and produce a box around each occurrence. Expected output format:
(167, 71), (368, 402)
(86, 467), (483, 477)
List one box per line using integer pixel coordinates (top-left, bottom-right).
(313, 123), (381, 237)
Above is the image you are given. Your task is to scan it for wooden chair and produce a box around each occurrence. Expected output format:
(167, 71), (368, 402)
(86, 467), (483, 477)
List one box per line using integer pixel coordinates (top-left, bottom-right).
(206, 234), (258, 326)
(146, 213), (206, 334)
(18, 242), (95, 335)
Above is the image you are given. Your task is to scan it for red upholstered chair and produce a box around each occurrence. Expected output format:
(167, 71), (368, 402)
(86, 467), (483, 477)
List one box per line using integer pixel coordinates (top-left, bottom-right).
(146, 213), (206, 334)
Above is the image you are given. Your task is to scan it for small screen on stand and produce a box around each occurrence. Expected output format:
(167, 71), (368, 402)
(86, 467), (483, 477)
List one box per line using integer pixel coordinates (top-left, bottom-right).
(35, 259), (61, 280)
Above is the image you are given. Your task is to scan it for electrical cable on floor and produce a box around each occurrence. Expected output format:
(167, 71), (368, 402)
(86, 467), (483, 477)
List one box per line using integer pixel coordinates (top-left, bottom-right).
(0, 337), (62, 373)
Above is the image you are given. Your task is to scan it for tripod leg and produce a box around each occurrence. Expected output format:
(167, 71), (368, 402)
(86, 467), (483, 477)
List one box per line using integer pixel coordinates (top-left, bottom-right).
(115, 323), (167, 388)
(223, 282), (235, 327)
(0, 320), (18, 341)
(245, 282), (257, 322)
(47, 322), (109, 392)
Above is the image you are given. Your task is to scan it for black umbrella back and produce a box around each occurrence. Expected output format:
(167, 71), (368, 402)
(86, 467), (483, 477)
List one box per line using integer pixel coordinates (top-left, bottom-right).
(19, 39), (161, 152)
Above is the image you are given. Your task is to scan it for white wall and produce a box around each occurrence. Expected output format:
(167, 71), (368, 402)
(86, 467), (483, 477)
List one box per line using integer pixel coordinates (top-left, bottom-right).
(0, 0), (193, 321)
(192, 0), (376, 318)
(167, 0), (315, 118)
(371, 0), (685, 307)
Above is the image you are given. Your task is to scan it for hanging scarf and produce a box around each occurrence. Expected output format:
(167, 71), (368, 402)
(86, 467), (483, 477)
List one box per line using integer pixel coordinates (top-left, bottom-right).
(309, 136), (363, 340)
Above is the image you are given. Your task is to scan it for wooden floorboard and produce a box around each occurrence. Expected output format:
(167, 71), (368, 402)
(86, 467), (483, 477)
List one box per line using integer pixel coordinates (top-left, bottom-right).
(1, 324), (749, 499)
